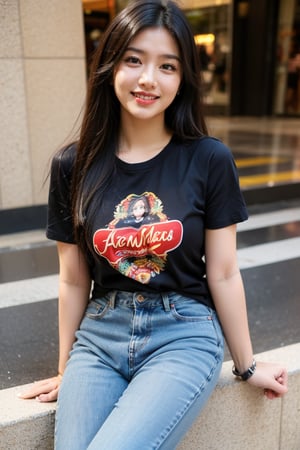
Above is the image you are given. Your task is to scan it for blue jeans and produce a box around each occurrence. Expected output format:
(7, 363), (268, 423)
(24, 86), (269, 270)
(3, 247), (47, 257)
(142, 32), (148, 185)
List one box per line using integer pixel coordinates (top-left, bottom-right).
(55, 291), (224, 450)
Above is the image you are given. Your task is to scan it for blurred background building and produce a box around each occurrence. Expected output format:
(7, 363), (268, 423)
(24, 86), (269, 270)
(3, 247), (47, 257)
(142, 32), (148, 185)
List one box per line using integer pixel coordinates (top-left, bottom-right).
(1, 0), (300, 229)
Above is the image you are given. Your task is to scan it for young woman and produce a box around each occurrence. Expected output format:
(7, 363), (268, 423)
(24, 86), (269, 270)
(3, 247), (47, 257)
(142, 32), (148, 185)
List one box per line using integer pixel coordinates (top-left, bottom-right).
(20, 1), (288, 449)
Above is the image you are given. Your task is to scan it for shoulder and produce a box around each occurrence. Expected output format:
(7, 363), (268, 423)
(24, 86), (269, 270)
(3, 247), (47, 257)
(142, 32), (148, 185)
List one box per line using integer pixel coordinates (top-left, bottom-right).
(192, 136), (231, 158)
(50, 142), (77, 177)
(173, 136), (233, 164)
(172, 135), (230, 153)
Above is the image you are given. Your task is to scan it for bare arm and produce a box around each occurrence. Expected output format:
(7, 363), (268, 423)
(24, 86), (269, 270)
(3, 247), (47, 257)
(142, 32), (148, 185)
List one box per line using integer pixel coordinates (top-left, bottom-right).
(205, 225), (288, 399)
(19, 242), (91, 402)
(57, 242), (91, 376)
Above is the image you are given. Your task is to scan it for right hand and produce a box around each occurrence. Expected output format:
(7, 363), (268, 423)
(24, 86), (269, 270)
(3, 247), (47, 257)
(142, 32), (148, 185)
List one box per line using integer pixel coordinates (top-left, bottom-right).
(246, 361), (288, 399)
(18, 374), (62, 403)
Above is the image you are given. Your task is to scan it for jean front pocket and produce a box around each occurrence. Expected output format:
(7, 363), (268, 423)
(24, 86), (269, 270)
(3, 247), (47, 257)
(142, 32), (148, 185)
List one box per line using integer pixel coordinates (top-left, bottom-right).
(85, 298), (110, 320)
(170, 297), (214, 322)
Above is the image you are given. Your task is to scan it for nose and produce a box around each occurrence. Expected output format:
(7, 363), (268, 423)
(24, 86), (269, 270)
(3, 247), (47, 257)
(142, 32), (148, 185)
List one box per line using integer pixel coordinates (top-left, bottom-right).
(138, 66), (157, 89)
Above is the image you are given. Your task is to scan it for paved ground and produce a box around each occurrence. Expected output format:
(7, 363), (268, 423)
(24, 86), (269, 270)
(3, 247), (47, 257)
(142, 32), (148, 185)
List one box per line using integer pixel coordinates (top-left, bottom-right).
(1, 117), (300, 390)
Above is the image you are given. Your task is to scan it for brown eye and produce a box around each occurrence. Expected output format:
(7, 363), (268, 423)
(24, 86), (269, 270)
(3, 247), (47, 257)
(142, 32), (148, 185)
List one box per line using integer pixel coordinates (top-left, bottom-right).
(124, 56), (141, 65)
(161, 63), (177, 71)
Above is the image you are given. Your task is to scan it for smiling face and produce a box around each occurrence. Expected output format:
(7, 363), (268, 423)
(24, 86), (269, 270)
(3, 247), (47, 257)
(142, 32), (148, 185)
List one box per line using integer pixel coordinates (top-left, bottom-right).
(113, 27), (182, 124)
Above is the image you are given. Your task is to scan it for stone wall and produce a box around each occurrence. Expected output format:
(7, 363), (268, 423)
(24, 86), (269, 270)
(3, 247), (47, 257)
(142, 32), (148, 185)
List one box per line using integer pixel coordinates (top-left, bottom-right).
(0, 0), (86, 209)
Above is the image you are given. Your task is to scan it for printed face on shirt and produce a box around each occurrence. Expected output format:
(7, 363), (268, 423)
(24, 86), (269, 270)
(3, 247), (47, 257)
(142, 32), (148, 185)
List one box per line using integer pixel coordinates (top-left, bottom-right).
(132, 199), (146, 221)
(113, 27), (182, 123)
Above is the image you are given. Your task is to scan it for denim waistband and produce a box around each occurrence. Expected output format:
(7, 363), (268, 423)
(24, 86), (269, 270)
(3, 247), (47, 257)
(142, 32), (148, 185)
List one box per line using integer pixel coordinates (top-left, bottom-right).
(103, 290), (172, 311)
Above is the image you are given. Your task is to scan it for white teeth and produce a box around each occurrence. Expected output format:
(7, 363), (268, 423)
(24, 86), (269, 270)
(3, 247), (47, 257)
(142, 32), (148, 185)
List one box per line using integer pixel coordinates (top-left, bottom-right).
(134, 94), (156, 100)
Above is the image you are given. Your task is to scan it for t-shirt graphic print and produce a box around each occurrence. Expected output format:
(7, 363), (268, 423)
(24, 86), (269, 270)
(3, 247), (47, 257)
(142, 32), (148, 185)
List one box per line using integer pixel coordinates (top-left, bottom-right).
(93, 192), (183, 284)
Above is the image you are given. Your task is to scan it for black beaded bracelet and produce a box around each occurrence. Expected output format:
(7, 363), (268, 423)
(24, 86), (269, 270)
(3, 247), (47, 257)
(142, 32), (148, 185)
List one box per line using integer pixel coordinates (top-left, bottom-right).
(232, 360), (256, 381)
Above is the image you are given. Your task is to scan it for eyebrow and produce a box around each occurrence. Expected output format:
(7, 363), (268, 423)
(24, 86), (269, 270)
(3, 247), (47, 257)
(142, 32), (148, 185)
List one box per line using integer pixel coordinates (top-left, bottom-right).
(125, 46), (181, 62)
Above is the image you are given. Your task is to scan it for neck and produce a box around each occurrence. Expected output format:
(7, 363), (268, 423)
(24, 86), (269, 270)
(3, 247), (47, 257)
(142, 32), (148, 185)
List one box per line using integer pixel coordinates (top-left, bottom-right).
(118, 114), (172, 163)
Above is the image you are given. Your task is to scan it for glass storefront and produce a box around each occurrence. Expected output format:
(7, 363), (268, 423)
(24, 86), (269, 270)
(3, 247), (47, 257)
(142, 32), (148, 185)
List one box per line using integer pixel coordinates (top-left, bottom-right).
(183, 3), (231, 109)
(274, 0), (300, 115)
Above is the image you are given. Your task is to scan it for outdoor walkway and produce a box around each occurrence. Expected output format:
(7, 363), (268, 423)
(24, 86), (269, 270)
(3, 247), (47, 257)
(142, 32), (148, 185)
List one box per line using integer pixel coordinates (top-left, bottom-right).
(0, 116), (299, 390)
(209, 116), (300, 202)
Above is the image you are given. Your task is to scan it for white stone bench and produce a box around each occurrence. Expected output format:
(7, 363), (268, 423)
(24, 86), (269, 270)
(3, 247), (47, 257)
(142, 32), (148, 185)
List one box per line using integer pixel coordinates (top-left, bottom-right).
(1, 344), (299, 450)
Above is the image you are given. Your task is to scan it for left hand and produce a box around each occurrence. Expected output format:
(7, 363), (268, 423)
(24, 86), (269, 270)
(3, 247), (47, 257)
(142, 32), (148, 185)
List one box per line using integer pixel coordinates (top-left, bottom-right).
(246, 361), (288, 399)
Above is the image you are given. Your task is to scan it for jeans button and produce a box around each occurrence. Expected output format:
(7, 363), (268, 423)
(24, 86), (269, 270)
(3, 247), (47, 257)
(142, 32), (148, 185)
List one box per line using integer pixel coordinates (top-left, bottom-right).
(136, 294), (145, 302)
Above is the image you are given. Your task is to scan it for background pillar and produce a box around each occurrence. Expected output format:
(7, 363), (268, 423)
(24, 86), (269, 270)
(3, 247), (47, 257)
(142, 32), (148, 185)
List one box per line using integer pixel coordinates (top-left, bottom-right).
(0, 0), (87, 210)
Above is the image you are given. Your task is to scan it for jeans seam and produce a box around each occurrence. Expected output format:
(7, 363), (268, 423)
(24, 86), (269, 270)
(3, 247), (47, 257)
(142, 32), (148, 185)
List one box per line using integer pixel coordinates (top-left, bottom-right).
(85, 301), (110, 320)
(154, 350), (223, 449)
(170, 303), (213, 322)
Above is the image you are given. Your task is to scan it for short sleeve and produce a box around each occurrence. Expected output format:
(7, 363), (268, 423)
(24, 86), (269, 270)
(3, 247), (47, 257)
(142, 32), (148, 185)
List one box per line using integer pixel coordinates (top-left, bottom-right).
(204, 140), (248, 229)
(46, 144), (76, 243)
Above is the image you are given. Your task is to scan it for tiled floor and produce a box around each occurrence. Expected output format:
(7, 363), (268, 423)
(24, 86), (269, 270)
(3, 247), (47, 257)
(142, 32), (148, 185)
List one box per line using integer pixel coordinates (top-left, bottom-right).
(0, 116), (299, 390)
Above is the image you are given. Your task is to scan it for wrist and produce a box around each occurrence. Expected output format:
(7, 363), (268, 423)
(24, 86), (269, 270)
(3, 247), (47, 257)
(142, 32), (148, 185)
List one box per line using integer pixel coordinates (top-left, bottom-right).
(232, 359), (256, 381)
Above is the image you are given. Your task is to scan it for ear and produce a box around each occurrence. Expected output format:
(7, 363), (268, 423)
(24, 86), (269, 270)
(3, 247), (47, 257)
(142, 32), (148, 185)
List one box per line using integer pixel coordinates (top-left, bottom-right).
(177, 80), (183, 95)
(177, 85), (182, 96)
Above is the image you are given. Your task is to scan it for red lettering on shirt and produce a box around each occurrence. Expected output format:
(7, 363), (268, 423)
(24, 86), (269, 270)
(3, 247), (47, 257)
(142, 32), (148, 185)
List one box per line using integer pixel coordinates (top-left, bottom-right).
(93, 220), (183, 266)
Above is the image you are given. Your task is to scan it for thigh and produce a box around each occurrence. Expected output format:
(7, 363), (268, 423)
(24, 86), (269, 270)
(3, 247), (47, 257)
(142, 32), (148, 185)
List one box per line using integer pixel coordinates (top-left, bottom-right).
(88, 303), (224, 450)
(55, 346), (128, 450)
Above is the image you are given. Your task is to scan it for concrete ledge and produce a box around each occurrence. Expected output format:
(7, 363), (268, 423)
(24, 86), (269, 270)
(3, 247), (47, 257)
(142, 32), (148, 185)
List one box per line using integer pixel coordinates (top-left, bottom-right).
(1, 344), (299, 450)
(179, 343), (300, 450)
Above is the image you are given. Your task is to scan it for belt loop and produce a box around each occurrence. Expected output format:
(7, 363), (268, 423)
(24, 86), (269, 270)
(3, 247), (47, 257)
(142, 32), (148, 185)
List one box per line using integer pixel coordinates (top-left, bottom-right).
(109, 290), (117, 309)
(161, 293), (170, 312)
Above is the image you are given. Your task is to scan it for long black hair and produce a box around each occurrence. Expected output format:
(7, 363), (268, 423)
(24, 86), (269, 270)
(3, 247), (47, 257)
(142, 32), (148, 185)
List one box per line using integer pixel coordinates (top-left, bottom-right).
(71, 0), (208, 255)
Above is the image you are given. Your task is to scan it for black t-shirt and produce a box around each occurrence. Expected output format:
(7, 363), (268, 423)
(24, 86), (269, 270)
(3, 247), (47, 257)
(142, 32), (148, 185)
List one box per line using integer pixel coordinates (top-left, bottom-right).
(47, 136), (248, 308)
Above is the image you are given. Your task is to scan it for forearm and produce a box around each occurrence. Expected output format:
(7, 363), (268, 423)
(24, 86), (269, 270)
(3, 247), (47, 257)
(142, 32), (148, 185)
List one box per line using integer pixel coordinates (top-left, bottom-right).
(58, 281), (91, 375)
(209, 271), (253, 372)
(205, 227), (287, 397)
